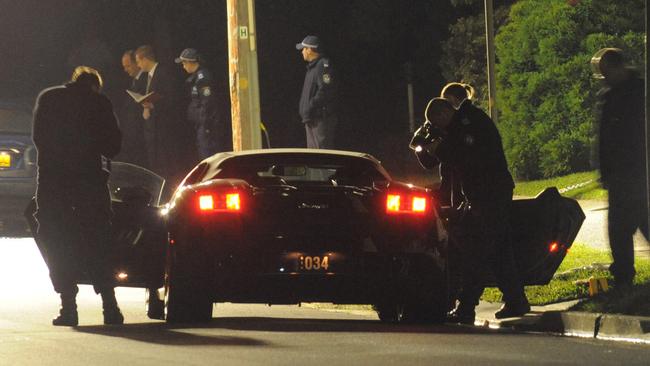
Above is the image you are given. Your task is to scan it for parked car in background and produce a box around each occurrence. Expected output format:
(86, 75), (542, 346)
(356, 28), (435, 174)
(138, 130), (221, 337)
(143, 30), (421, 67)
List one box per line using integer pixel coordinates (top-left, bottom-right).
(0, 100), (35, 236)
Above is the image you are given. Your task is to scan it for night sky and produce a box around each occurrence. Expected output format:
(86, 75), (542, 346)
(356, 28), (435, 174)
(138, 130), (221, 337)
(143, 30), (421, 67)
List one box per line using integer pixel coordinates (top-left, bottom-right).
(0, 0), (465, 177)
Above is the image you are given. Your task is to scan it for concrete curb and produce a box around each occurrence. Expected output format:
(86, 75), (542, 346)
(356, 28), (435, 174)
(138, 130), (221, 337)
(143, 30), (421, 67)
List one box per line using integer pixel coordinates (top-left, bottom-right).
(481, 310), (650, 344)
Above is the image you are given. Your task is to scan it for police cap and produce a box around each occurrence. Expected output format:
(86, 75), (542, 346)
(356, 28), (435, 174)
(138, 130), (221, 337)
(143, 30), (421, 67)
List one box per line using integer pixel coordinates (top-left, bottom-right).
(296, 35), (320, 50)
(175, 48), (201, 63)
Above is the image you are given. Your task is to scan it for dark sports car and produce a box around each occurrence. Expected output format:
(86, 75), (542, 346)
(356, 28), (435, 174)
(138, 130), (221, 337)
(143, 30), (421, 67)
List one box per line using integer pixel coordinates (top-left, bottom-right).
(27, 149), (584, 324)
(0, 100), (36, 236)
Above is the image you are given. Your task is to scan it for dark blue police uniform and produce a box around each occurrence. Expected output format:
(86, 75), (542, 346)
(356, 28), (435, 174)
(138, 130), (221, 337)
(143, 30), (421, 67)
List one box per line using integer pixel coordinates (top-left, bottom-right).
(186, 67), (222, 159)
(297, 36), (337, 149)
(415, 99), (529, 321)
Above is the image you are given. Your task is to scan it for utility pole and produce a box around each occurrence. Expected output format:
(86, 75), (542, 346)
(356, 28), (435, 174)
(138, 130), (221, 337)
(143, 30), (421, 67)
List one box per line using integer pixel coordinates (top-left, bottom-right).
(645, 0), (649, 239)
(226, 0), (262, 151)
(404, 62), (415, 132)
(484, 0), (498, 123)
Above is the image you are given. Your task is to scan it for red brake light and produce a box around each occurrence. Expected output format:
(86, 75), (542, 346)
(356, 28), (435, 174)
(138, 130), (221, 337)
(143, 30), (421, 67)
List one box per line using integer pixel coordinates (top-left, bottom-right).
(226, 193), (241, 211)
(199, 195), (214, 210)
(387, 194), (401, 212)
(412, 196), (427, 213)
(386, 193), (428, 214)
(198, 192), (242, 212)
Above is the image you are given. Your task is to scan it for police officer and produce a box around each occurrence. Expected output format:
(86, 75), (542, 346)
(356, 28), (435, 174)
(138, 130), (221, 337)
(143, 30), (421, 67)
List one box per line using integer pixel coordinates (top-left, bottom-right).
(32, 66), (124, 326)
(176, 48), (228, 160)
(592, 48), (648, 291)
(412, 98), (529, 324)
(296, 35), (337, 149)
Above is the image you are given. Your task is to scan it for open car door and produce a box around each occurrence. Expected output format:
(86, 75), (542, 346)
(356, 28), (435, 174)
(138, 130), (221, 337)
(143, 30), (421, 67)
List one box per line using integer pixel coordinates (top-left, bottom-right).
(510, 187), (585, 285)
(25, 162), (168, 291)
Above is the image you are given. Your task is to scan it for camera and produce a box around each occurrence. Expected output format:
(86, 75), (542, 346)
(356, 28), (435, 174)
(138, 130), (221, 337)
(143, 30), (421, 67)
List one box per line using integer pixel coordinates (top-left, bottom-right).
(409, 121), (443, 152)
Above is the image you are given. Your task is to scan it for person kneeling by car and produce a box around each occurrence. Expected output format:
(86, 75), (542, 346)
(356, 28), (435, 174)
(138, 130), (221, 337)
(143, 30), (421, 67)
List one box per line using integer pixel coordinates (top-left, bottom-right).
(411, 97), (530, 324)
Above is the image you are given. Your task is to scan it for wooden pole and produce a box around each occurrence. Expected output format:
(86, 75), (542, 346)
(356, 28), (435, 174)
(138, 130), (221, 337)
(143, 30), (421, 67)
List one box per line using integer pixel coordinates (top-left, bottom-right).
(226, 0), (262, 151)
(484, 0), (498, 123)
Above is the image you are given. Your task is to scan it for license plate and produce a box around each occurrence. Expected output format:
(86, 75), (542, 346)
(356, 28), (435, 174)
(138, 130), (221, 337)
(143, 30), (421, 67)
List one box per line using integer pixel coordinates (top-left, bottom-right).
(299, 254), (330, 271)
(0, 153), (10, 168)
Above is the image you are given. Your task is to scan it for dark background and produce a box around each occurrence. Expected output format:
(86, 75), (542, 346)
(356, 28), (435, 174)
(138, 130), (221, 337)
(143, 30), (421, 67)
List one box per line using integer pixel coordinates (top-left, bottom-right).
(0, 0), (467, 177)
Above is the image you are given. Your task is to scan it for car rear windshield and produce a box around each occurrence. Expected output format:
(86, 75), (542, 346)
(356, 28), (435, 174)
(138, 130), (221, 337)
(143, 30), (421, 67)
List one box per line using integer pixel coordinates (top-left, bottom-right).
(214, 155), (389, 187)
(0, 109), (32, 134)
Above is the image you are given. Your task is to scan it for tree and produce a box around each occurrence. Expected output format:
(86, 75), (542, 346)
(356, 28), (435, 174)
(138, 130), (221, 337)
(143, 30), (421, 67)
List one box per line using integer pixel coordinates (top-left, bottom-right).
(495, 0), (645, 179)
(439, 1), (516, 107)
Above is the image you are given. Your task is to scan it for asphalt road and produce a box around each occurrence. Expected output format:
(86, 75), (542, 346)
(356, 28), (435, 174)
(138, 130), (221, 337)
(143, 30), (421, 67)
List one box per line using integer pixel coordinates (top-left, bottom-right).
(1, 237), (650, 365)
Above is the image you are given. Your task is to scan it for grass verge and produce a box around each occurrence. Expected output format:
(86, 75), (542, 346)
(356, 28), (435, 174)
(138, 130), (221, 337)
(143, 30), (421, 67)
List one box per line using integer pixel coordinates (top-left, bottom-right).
(482, 243), (650, 316)
(397, 170), (608, 200)
(514, 170), (607, 200)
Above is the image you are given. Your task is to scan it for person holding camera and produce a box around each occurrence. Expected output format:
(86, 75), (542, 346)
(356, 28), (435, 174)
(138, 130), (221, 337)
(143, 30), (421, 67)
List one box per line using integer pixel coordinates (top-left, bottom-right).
(32, 66), (124, 326)
(411, 97), (529, 324)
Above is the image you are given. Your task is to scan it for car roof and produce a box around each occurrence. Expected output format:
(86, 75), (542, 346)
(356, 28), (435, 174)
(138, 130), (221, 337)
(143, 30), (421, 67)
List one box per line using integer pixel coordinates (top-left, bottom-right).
(190, 148), (391, 185)
(203, 148), (383, 166)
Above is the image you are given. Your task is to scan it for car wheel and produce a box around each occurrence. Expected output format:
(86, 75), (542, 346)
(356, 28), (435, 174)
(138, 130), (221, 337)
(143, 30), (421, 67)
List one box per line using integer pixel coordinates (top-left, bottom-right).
(164, 246), (214, 323)
(146, 288), (165, 320)
(374, 301), (405, 323)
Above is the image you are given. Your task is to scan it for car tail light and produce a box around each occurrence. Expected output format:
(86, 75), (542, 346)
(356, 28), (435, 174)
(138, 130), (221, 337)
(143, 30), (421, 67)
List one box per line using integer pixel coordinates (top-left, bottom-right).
(386, 193), (428, 214)
(199, 195), (214, 210)
(198, 192), (241, 212)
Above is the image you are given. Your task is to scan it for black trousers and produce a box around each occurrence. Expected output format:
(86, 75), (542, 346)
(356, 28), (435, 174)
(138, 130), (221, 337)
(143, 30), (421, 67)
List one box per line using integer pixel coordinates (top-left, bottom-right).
(455, 191), (526, 307)
(35, 180), (115, 294)
(608, 181), (649, 284)
(305, 116), (337, 149)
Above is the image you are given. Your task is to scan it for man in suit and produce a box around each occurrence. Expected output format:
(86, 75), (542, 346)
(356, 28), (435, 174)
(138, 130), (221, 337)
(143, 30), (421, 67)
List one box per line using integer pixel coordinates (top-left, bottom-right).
(134, 45), (184, 185)
(115, 50), (148, 167)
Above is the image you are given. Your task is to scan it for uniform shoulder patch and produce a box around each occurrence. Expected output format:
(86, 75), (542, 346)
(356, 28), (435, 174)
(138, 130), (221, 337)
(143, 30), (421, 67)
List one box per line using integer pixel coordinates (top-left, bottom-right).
(201, 87), (211, 96)
(323, 73), (332, 84)
(464, 134), (474, 146)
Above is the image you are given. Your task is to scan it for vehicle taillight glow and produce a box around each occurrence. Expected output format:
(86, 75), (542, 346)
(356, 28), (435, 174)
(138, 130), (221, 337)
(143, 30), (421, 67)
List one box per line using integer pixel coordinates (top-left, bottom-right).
(199, 195), (214, 210)
(198, 192), (242, 212)
(386, 194), (401, 212)
(412, 197), (427, 212)
(386, 193), (428, 214)
(226, 193), (241, 211)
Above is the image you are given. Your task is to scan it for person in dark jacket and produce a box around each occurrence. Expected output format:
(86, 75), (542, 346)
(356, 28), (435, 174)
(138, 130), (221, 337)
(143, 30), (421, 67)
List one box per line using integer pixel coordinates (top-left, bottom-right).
(135, 45), (186, 183)
(115, 49), (148, 167)
(296, 35), (337, 149)
(32, 66), (124, 326)
(175, 48), (230, 160)
(413, 97), (529, 324)
(592, 48), (648, 290)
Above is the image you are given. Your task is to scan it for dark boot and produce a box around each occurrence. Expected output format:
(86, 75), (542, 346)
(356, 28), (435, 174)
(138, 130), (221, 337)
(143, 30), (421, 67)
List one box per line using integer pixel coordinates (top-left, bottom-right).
(52, 286), (79, 326)
(494, 300), (531, 319)
(100, 288), (124, 325)
(446, 304), (476, 325)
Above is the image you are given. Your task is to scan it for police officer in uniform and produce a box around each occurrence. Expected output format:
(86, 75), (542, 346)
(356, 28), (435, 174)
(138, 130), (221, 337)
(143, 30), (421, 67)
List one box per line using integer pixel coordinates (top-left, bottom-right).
(176, 48), (229, 160)
(411, 98), (529, 324)
(592, 48), (648, 291)
(32, 66), (124, 326)
(296, 35), (337, 149)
